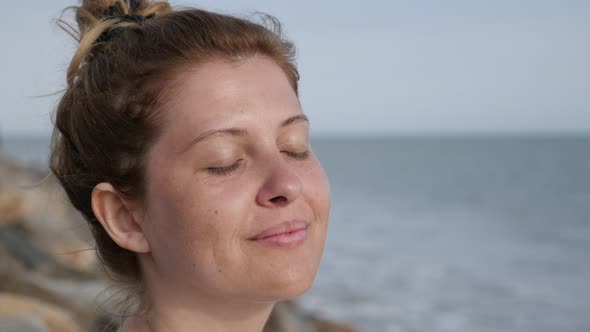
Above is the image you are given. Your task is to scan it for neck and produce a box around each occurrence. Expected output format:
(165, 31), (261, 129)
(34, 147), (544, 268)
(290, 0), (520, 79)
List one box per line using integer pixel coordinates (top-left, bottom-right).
(120, 258), (276, 332)
(121, 295), (275, 332)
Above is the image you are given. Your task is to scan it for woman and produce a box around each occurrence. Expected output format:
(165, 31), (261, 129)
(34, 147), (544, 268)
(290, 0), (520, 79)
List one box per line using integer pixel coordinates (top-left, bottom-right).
(49, 1), (331, 331)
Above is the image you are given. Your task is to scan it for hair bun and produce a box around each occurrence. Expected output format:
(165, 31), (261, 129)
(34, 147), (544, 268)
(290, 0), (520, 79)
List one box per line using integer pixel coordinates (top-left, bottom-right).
(79, 0), (147, 19)
(58, 0), (171, 86)
(73, 0), (167, 36)
(79, 0), (118, 19)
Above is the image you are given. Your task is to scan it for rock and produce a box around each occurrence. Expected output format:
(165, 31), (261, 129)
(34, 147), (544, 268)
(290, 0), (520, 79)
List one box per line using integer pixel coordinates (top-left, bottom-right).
(24, 273), (110, 312)
(13, 183), (99, 274)
(0, 293), (84, 332)
(311, 318), (359, 332)
(0, 224), (60, 272)
(0, 313), (48, 332)
(0, 245), (25, 272)
(46, 241), (101, 275)
(264, 301), (359, 332)
(0, 269), (97, 330)
(264, 301), (316, 332)
(0, 159), (100, 276)
(0, 224), (94, 279)
(0, 187), (25, 226)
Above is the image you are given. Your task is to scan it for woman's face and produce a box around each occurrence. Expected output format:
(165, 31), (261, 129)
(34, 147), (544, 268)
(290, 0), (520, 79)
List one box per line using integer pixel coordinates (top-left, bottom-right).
(140, 56), (331, 304)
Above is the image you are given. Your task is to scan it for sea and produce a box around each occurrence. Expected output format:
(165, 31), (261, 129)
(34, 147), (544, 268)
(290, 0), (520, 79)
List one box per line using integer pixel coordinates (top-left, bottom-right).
(1, 135), (589, 332)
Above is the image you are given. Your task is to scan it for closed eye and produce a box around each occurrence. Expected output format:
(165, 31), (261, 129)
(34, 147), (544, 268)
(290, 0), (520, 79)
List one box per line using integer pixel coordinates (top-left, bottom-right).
(207, 150), (310, 176)
(283, 150), (310, 160)
(207, 159), (242, 176)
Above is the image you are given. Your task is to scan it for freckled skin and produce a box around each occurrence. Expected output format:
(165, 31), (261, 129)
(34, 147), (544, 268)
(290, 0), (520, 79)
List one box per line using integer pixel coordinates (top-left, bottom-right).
(139, 55), (331, 307)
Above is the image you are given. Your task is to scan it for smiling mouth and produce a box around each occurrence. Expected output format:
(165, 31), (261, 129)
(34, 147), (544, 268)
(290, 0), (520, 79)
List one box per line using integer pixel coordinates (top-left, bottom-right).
(249, 220), (309, 247)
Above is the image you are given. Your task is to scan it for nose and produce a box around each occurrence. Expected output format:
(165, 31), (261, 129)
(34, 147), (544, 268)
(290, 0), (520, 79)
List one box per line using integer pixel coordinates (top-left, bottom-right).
(256, 155), (303, 208)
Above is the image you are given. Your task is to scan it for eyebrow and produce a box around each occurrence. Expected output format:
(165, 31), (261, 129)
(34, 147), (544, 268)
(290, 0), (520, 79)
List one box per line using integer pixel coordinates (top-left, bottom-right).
(182, 114), (309, 152)
(280, 114), (309, 128)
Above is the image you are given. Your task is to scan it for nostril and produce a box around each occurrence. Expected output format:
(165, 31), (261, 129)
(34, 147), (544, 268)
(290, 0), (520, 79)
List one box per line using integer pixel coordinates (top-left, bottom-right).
(270, 196), (288, 205)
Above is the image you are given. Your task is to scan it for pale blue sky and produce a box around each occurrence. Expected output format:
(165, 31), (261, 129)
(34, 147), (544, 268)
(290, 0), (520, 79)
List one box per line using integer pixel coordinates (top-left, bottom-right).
(1, 0), (589, 136)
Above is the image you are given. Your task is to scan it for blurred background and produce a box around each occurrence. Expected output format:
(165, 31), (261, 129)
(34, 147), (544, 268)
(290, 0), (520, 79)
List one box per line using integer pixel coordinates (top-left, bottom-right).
(1, 1), (589, 332)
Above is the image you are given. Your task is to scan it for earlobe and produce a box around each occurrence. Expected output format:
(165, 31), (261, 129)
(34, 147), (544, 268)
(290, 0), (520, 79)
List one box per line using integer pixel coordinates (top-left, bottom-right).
(91, 182), (151, 253)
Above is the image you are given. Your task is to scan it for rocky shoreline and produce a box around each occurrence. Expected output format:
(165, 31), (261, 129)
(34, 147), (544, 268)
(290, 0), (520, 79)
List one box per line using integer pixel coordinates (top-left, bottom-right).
(0, 155), (357, 332)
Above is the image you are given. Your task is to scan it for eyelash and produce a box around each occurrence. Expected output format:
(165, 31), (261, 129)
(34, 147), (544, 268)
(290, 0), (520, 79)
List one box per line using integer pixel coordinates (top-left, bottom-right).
(207, 160), (243, 176)
(286, 150), (311, 160)
(207, 150), (311, 176)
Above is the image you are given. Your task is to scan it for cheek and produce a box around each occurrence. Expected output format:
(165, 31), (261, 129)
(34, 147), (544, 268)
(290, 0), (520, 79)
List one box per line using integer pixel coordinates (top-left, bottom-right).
(303, 159), (331, 221)
(145, 168), (253, 250)
(143, 175), (245, 281)
(143, 169), (212, 254)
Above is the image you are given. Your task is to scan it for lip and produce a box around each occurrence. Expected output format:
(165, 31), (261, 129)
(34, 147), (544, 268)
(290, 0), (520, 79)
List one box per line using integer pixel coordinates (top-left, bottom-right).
(249, 220), (309, 246)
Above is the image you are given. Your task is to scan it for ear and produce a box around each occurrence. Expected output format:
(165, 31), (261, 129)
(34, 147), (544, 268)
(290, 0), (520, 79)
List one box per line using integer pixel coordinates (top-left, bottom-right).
(91, 182), (151, 253)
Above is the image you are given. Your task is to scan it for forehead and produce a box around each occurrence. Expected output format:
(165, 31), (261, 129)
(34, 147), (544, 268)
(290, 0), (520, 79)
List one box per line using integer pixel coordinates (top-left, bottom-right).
(163, 55), (301, 130)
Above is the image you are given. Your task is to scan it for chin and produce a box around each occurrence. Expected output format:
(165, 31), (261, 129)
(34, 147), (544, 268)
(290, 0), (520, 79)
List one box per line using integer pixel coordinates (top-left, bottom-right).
(256, 262), (320, 302)
(244, 228), (327, 302)
(280, 276), (315, 300)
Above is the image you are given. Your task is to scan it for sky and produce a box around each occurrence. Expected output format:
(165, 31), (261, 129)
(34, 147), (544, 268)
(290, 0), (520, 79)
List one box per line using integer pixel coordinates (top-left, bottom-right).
(1, 0), (589, 137)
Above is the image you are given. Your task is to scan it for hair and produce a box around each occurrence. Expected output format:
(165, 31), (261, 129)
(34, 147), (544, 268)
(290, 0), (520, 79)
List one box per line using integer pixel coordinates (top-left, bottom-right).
(50, 0), (299, 293)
